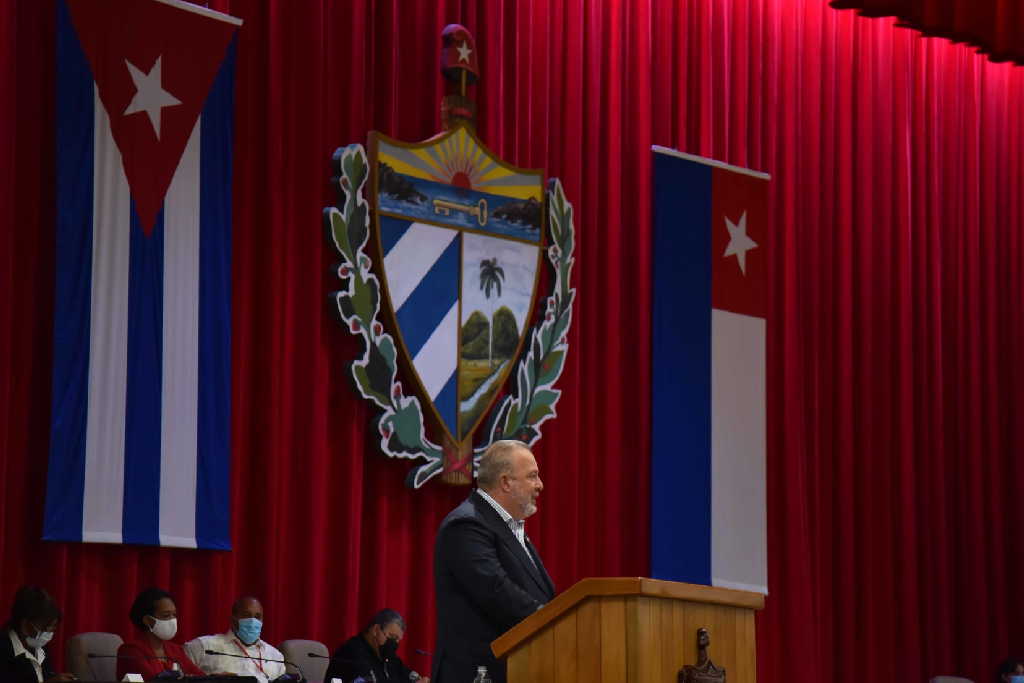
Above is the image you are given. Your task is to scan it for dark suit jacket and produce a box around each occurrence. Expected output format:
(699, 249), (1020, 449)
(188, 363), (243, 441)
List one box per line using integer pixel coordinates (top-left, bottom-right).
(324, 634), (415, 683)
(0, 629), (57, 683)
(432, 491), (555, 683)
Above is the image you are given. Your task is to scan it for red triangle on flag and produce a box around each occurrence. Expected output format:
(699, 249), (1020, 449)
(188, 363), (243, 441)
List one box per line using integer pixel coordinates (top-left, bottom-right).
(711, 166), (768, 319)
(67, 0), (239, 235)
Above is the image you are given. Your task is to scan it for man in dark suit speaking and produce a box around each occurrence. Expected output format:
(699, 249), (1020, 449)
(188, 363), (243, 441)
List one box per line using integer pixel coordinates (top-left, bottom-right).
(432, 440), (556, 683)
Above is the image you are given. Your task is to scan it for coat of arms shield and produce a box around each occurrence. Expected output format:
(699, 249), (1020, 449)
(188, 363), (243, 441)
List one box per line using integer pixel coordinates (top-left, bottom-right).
(371, 125), (544, 443)
(325, 25), (576, 487)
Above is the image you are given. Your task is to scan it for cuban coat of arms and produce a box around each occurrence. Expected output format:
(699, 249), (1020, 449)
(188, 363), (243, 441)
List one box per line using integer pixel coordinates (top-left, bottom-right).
(324, 25), (576, 487)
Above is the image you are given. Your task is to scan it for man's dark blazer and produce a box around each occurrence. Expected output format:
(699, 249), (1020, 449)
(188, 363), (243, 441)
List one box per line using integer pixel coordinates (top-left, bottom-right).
(324, 633), (415, 683)
(432, 490), (555, 683)
(0, 629), (57, 683)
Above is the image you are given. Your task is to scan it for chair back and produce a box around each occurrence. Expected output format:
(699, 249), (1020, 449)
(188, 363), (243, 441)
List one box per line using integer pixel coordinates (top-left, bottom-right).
(279, 638), (330, 682)
(65, 631), (124, 681)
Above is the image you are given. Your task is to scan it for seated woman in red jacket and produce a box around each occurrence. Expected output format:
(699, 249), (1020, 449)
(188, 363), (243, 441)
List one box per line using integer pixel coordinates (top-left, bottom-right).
(117, 587), (205, 680)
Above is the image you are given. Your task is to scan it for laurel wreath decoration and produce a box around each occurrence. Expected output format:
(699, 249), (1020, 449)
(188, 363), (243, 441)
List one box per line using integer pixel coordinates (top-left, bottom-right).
(478, 178), (575, 450)
(326, 144), (576, 488)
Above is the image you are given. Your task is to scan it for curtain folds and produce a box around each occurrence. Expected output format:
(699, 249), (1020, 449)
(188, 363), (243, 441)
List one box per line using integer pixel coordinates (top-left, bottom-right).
(2, 2), (1023, 683)
(830, 0), (1024, 64)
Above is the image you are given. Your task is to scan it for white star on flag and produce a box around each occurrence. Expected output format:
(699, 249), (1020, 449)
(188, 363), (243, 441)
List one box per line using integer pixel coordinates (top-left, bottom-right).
(722, 211), (758, 275)
(123, 56), (181, 139)
(457, 41), (472, 63)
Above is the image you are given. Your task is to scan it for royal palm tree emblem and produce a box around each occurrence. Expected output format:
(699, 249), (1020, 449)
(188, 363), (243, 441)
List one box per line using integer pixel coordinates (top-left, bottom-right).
(479, 257), (505, 369)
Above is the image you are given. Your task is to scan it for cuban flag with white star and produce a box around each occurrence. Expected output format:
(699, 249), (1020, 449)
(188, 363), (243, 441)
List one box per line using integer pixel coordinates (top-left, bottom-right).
(649, 146), (768, 594)
(44, 0), (240, 549)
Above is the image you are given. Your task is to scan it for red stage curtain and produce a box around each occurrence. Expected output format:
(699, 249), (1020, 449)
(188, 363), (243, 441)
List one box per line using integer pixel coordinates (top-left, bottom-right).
(2, 2), (1024, 683)
(0, 0), (653, 674)
(831, 0), (1024, 65)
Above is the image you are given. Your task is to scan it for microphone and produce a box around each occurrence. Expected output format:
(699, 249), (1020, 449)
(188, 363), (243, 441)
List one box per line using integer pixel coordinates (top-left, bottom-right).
(309, 651), (372, 666)
(308, 651), (359, 664)
(415, 649), (432, 656)
(204, 649), (306, 681)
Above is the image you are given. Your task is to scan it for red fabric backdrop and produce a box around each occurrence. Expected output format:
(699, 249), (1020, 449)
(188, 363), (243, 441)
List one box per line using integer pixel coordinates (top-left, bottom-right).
(2, 1), (1024, 682)
(831, 0), (1024, 65)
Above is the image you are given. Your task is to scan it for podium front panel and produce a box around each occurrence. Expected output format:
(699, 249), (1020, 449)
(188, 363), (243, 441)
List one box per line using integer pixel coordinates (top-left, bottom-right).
(505, 594), (756, 683)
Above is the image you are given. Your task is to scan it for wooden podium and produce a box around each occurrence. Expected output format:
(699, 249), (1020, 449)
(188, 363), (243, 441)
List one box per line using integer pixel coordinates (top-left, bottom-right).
(492, 577), (764, 683)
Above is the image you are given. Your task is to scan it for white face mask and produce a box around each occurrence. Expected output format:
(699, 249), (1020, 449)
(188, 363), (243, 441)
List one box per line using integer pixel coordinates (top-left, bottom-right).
(25, 627), (53, 650)
(148, 616), (178, 641)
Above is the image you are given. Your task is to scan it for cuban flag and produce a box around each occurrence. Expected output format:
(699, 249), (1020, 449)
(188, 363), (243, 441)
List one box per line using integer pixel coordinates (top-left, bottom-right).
(650, 146), (769, 594)
(44, 0), (240, 549)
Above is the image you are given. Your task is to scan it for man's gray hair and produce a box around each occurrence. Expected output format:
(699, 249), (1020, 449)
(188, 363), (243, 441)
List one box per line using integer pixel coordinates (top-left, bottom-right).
(476, 440), (529, 489)
(364, 608), (406, 633)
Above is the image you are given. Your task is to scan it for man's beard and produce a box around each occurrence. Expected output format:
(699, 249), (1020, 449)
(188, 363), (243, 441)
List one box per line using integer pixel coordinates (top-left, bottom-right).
(520, 497), (538, 518)
(512, 486), (538, 519)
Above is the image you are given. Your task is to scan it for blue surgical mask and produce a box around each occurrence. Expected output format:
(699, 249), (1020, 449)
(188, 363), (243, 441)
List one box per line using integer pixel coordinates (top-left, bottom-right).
(1008, 676), (1024, 683)
(235, 617), (263, 645)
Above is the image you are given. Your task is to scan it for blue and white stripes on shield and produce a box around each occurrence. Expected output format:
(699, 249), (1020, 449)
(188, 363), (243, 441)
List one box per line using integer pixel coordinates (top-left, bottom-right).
(380, 217), (461, 434)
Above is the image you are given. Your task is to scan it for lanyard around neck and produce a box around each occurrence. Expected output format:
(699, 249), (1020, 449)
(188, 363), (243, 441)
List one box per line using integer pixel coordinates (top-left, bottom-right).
(233, 637), (265, 674)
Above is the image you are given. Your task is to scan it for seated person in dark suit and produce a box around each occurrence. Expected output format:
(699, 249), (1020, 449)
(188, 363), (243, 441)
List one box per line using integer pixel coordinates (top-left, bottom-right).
(0, 586), (74, 682)
(324, 609), (429, 683)
(116, 587), (205, 680)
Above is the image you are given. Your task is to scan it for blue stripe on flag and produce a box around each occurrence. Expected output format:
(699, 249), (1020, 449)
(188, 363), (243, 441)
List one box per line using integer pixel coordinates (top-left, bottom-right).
(43, 0), (93, 543)
(195, 38), (235, 550)
(121, 204), (164, 547)
(395, 237), (460, 358)
(380, 215), (413, 257)
(435, 370), (458, 437)
(650, 151), (712, 585)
